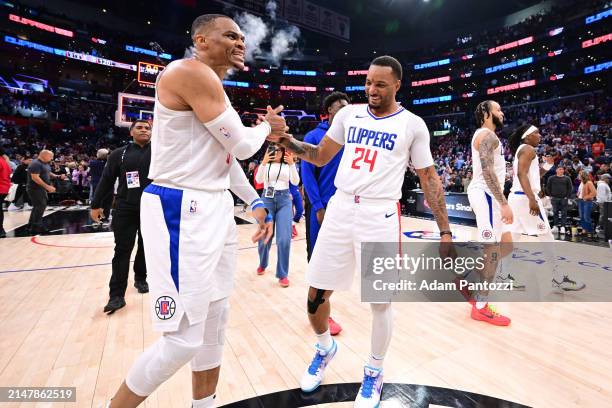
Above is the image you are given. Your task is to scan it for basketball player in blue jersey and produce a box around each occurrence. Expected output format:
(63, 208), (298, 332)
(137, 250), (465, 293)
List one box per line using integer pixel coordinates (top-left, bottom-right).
(108, 14), (288, 408)
(278, 56), (456, 408)
(506, 124), (585, 292)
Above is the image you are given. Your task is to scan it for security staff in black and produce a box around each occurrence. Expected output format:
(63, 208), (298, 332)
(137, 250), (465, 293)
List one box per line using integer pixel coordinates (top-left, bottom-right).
(91, 120), (152, 314)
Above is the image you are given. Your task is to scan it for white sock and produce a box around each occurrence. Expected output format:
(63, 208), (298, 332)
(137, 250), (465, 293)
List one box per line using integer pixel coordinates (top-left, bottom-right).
(192, 394), (215, 408)
(476, 301), (487, 309)
(368, 354), (384, 370)
(316, 329), (333, 350)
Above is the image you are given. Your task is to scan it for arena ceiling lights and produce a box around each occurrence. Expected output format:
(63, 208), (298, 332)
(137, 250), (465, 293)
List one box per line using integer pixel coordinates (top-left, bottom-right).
(8, 14), (73, 37)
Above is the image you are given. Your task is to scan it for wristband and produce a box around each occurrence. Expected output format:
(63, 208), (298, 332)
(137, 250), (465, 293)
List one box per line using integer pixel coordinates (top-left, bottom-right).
(251, 198), (265, 211)
(264, 213), (273, 223)
(439, 230), (452, 237)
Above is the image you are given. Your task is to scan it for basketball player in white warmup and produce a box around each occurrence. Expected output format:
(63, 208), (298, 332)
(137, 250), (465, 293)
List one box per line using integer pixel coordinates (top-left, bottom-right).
(466, 100), (514, 326)
(506, 124), (585, 292)
(108, 14), (287, 408)
(279, 56), (455, 408)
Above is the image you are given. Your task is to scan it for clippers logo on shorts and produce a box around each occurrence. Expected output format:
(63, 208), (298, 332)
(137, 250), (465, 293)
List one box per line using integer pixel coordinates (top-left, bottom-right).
(481, 229), (493, 240)
(219, 127), (231, 139)
(189, 200), (197, 213)
(155, 296), (176, 320)
(537, 222), (546, 231)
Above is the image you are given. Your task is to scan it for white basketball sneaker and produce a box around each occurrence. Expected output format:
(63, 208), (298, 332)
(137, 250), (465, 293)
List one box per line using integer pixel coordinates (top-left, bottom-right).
(354, 366), (383, 408)
(300, 340), (338, 392)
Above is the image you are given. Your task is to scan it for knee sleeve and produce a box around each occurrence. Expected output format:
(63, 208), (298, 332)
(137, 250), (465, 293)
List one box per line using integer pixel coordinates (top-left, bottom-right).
(126, 316), (204, 397)
(191, 298), (230, 372)
(370, 303), (393, 360)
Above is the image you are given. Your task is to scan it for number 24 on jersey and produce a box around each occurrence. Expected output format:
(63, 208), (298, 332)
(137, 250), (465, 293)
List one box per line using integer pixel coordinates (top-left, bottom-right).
(351, 147), (378, 172)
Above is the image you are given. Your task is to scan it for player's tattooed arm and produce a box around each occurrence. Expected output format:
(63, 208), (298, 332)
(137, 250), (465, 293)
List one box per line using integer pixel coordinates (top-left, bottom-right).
(478, 132), (507, 205)
(416, 165), (451, 232)
(279, 135), (342, 167)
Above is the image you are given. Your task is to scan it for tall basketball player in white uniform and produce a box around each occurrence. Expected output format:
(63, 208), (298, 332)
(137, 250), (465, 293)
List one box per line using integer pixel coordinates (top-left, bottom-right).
(279, 56), (455, 408)
(506, 124), (585, 292)
(109, 15), (287, 408)
(466, 100), (514, 326)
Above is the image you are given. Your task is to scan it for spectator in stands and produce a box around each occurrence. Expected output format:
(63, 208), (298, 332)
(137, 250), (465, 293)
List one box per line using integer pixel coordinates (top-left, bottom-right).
(71, 164), (89, 202)
(255, 145), (300, 287)
(462, 171), (472, 192)
(546, 166), (573, 234)
(577, 170), (597, 239)
(8, 156), (32, 211)
(592, 138), (605, 159)
(596, 172), (611, 231)
(0, 148), (12, 238)
(26, 150), (66, 234)
(89, 148), (108, 206)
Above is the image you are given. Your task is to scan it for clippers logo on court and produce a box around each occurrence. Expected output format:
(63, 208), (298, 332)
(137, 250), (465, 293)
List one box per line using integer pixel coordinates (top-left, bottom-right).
(189, 200), (197, 213)
(481, 229), (493, 240)
(219, 127), (231, 139)
(155, 296), (176, 320)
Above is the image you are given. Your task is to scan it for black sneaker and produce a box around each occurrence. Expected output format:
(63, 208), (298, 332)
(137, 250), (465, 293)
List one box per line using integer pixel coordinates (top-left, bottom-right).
(134, 281), (149, 294)
(103, 297), (126, 314)
(0, 229), (6, 238)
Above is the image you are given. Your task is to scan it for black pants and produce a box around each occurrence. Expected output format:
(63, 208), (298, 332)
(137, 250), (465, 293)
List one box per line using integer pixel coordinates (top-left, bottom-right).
(13, 184), (30, 206)
(0, 193), (6, 232)
(551, 197), (568, 227)
(304, 197), (313, 261)
(27, 188), (47, 229)
(109, 208), (147, 298)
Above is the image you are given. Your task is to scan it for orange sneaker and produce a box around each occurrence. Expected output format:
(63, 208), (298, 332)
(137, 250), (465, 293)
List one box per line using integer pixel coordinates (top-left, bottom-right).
(279, 277), (290, 287)
(471, 303), (511, 326)
(257, 266), (265, 275)
(328, 317), (342, 336)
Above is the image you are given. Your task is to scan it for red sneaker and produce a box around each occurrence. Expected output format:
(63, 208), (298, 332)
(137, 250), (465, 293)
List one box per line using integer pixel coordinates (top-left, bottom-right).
(471, 303), (511, 326)
(292, 225), (298, 238)
(257, 266), (265, 275)
(279, 277), (290, 287)
(328, 317), (342, 336)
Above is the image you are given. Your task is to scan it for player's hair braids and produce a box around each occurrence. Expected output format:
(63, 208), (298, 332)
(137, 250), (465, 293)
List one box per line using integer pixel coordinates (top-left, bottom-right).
(474, 100), (494, 127)
(508, 123), (531, 156)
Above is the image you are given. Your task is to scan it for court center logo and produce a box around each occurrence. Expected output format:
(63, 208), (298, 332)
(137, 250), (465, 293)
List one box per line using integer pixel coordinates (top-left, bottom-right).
(155, 296), (176, 320)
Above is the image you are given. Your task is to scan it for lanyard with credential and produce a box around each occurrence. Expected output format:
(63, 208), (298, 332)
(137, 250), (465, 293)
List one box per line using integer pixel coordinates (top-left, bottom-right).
(266, 162), (283, 187)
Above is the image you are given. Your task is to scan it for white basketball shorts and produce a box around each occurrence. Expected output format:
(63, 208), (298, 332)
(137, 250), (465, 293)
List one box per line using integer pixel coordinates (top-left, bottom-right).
(140, 184), (237, 332)
(507, 191), (551, 236)
(306, 190), (401, 291)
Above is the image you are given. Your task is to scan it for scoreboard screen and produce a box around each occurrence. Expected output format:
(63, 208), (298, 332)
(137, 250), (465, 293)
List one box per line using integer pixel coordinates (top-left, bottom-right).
(138, 61), (165, 85)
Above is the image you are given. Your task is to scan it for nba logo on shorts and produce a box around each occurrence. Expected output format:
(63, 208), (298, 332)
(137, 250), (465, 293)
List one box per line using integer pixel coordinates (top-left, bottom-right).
(219, 127), (230, 139)
(155, 296), (176, 320)
(190, 200), (197, 213)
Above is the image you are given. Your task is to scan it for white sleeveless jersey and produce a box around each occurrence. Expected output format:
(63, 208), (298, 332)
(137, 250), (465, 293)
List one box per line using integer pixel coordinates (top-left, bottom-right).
(468, 128), (506, 194)
(148, 92), (233, 191)
(510, 144), (541, 194)
(327, 104), (434, 200)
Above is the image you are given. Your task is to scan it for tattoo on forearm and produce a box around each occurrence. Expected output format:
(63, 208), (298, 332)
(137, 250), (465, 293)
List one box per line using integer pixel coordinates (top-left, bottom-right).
(419, 167), (450, 231)
(478, 135), (507, 205)
(283, 138), (320, 164)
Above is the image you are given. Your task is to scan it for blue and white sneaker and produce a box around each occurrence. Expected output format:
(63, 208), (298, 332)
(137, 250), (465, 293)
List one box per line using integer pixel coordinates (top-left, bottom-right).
(354, 366), (383, 408)
(300, 340), (338, 392)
